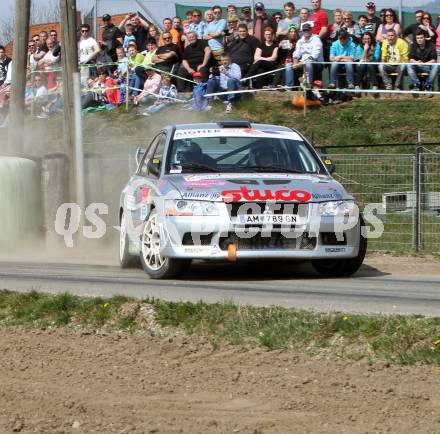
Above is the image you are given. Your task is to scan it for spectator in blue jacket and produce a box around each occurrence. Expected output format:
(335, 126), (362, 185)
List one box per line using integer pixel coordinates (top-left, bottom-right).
(355, 31), (380, 89)
(329, 29), (356, 88)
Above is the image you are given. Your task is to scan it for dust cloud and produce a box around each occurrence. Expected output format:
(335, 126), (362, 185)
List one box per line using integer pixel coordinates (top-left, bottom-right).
(0, 106), (212, 265)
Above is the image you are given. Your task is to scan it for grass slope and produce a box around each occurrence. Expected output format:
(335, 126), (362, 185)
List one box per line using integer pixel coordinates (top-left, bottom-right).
(1, 290), (439, 366)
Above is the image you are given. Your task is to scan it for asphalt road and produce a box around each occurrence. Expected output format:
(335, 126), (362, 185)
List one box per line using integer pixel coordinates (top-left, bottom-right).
(1, 260), (439, 316)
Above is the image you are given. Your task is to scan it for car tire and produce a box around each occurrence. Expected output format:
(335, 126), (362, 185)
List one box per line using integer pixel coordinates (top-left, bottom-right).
(140, 208), (191, 279)
(311, 219), (367, 277)
(119, 211), (139, 268)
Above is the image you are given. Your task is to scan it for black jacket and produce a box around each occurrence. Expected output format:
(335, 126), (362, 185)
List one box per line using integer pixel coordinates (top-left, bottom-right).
(226, 36), (261, 66)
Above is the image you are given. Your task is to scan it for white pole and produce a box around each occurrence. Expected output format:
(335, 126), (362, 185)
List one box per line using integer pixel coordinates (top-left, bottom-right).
(399, 0), (403, 26)
(73, 72), (86, 215)
(93, 0), (98, 39)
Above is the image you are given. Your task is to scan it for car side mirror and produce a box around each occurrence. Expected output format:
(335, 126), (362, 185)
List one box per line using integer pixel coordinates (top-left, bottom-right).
(147, 158), (160, 177)
(323, 158), (335, 174)
(136, 147), (146, 167)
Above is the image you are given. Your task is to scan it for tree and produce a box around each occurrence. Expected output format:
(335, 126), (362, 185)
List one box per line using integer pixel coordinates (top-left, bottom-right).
(0, 0), (61, 45)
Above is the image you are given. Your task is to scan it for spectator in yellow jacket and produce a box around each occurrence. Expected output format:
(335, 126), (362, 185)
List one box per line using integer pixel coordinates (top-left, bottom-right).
(379, 29), (408, 89)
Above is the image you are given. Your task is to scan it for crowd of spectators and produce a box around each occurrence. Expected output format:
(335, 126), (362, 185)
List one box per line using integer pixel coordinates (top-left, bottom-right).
(0, 1), (439, 122)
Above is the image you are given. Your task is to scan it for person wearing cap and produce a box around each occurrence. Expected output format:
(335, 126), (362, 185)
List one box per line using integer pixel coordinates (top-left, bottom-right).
(101, 14), (123, 62)
(329, 29), (356, 89)
(277, 2), (301, 38)
(309, 0), (328, 40)
(292, 22), (323, 83)
(240, 7), (254, 35)
(364, 2), (382, 36)
(177, 31), (211, 92)
(253, 2), (277, 42)
(191, 71), (209, 111)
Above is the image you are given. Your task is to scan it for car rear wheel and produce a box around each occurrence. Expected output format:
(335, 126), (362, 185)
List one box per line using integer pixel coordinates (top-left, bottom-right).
(140, 209), (190, 279)
(119, 211), (139, 268)
(311, 223), (367, 277)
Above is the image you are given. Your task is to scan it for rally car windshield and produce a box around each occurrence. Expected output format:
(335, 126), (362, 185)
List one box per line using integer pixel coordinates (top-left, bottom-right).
(167, 135), (324, 174)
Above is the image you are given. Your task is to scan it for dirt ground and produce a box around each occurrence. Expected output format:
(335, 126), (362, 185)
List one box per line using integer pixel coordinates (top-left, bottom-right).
(1, 327), (439, 434)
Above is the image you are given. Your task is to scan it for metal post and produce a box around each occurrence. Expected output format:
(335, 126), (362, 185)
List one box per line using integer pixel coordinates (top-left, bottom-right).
(414, 131), (422, 251)
(73, 72), (85, 213)
(125, 62), (129, 111)
(93, 0), (98, 39)
(8, 0), (31, 156)
(60, 0), (79, 200)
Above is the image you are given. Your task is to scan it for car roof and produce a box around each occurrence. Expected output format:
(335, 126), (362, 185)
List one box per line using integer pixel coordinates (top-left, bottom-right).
(173, 122), (294, 133)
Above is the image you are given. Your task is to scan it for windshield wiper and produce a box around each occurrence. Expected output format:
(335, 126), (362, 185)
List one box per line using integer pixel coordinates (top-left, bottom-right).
(178, 162), (219, 173)
(231, 165), (304, 174)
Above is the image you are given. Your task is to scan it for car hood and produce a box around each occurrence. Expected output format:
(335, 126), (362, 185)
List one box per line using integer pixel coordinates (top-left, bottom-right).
(164, 173), (353, 202)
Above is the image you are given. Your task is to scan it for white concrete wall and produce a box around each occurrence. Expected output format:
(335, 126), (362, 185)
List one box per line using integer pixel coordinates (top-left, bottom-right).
(0, 157), (42, 242)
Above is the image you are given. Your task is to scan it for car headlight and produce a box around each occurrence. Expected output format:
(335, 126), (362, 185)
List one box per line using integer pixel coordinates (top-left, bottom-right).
(165, 200), (219, 216)
(318, 200), (357, 216)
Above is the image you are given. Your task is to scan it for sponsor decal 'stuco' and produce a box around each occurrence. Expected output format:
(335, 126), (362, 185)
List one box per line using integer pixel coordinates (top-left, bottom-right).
(221, 187), (312, 203)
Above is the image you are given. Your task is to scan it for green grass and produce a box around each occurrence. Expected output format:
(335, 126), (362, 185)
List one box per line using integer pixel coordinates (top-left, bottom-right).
(234, 96), (440, 147)
(1, 290), (439, 365)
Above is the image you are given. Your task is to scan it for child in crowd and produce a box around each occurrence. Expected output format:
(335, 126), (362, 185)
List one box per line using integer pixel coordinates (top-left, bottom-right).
(191, 71), (209, 111)
(123, 24), (137, 54)
(114, 46), (128, 103)
(141, 73), (177, 115)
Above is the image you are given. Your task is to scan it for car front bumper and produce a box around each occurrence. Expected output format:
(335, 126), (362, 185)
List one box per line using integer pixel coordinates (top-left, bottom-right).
(159, 212), (361, 260)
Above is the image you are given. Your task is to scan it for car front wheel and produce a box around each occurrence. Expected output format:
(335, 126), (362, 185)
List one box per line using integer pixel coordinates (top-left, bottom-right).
(140, 209), (190, 279)
(311, 223), (367, 277)
(119, 211), (139, 268)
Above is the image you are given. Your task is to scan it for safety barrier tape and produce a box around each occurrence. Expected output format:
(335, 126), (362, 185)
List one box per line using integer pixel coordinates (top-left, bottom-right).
(241, 60), (439, 82)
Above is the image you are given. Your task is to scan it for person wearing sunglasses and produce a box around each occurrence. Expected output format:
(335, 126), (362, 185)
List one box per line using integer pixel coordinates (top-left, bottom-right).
(78, 24), (101, 65)
(419, 13), (436, 43)
(376, 8), (401, 43)
(188, 8), (207, 40)
(153, 32), (180, 73)
(340, 11), (362, 44)
(78, 24), (101, 84)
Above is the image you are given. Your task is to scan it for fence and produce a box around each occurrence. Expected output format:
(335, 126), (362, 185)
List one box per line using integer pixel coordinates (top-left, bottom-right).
(317, 146), (440, 253)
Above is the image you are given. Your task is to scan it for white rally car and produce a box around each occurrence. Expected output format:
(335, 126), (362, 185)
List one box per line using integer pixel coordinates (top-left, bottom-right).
(119, 121), (366, 279)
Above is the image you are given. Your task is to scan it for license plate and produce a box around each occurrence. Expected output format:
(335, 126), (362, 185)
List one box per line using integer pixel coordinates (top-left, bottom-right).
(238, 214), (297, 225)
